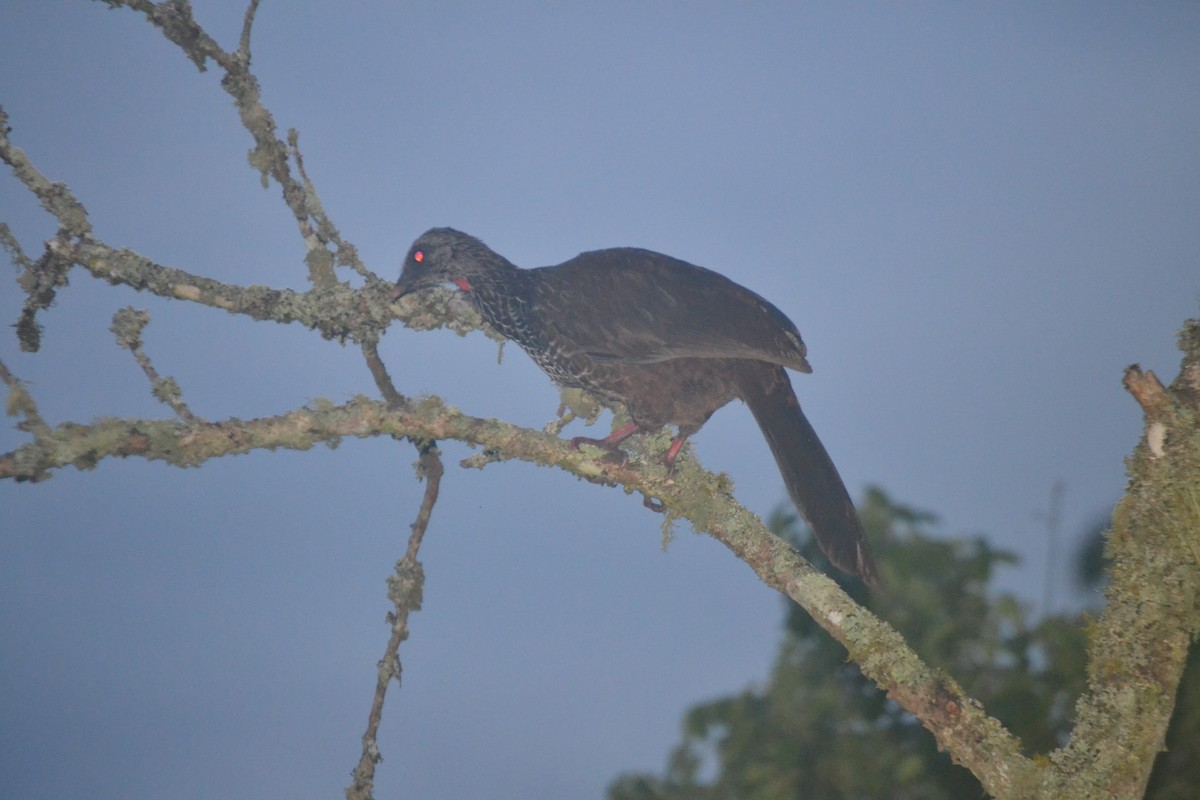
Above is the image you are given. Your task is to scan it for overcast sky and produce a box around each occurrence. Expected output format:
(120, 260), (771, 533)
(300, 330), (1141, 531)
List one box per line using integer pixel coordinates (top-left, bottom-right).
(2, 3), (1198, 799)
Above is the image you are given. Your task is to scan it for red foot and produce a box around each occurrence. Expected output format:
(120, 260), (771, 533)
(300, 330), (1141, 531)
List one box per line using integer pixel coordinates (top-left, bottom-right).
(572, 424), (688, 476)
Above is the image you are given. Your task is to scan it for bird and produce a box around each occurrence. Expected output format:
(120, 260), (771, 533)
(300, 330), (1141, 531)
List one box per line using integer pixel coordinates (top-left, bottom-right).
(392, 227), (877, 585)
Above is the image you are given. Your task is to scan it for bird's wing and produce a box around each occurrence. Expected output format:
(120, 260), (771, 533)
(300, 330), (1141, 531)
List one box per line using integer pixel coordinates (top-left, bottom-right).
(532, 248), (812, 373)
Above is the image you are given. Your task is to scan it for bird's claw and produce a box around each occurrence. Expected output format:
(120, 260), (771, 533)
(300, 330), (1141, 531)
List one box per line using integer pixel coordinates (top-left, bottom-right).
(569, 434), (618, 452)
(570, 436), (629, 465)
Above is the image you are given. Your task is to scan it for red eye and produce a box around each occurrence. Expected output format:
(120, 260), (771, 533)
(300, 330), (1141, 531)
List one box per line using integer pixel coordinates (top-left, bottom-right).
(413, 250), (424, 263)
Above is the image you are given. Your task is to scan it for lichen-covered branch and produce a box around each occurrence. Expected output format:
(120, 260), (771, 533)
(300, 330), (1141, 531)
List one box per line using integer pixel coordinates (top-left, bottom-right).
(98, 0), (359, 287)
(347, 339), (443, 796)
(348, 440), (443, 800)
(0, 107), (92, 351)
(110, 307), (198, 422)
(5, 6), (1197, 798)
(0, 114), (473, 346)
(1042, 321), (1200, 799)
(0, 107), (92, 240)
(0, 385), (1034, 794)
(46, 235), (400, 343)
(0, 358), (51, 439)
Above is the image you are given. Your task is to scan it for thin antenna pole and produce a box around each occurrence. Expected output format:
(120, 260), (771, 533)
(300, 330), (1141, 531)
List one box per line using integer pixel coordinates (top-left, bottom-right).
(1041, 480), (1066, 616)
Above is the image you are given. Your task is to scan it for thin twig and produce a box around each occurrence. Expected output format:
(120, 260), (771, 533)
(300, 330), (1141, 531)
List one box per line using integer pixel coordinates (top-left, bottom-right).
(110, 307), (199, 423)
(290, 130), (377, 282)
(349, 340), (444, 798)
(1, 106), (92, 351)
(102, 0), (336, 285)
(347, 441), (442, 800)
(237, 0), (261, 62)
(361, 340), (406, 409)
(0, 358), (52, 439)
(0, 105), (93, 238)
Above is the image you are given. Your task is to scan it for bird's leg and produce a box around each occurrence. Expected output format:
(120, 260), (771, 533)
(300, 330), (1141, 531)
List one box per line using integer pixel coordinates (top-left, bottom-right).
(642, 434), (689, 513)
(660, 435), (688, 471)
(571, 421), (673, 512)
(570, 421), (639, 453)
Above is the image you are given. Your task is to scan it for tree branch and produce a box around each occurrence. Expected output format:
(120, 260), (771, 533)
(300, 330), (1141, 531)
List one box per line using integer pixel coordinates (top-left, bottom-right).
(1044, 323), (1200, 798)
(348, 439), (443, 800)
(0, 106), (91, 351)
(347, 339), (444, 795)
(0, 386), (1035, 793)
(99, 0), (356, 287)
(0, 358), (51, 439)
(110, 307), (199, 423)
(46, 235), (398, 342)
(6, 7), (1198, 797)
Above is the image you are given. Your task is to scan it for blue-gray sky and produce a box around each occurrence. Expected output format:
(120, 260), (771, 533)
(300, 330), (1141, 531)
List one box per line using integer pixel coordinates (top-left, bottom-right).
(2, 3), (1198, 798)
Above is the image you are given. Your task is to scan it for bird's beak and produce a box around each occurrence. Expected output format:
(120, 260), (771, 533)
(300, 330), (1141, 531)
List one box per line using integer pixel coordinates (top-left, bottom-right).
(390, 275), (417, 301)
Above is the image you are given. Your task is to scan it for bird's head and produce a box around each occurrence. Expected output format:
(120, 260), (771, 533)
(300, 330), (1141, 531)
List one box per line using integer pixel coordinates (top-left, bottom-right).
(391, 227), (505, 299)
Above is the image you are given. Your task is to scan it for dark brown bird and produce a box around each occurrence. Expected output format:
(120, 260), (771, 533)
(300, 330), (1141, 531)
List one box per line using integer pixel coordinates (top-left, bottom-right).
(392, 227), (877, 585)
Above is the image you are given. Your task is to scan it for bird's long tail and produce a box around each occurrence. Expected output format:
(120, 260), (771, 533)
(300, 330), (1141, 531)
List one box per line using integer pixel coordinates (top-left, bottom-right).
(738, 364), (878, 586)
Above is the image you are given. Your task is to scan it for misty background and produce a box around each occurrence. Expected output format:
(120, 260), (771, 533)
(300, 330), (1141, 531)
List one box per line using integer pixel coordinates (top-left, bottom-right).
(2, 3), (1198, 798)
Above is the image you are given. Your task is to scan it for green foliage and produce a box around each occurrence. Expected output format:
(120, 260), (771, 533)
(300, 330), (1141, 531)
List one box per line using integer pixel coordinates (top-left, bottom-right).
(607, 488), (1105, 800)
